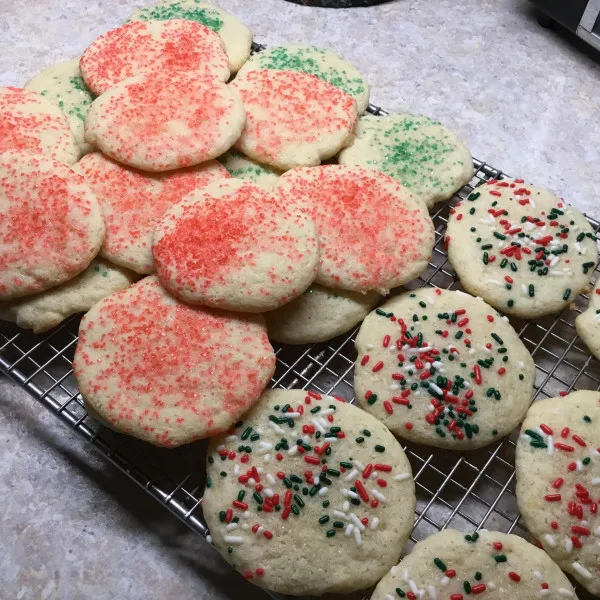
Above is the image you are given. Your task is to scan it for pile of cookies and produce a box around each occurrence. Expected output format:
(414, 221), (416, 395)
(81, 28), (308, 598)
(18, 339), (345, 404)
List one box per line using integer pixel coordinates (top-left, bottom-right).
(1, 1), (599, 597)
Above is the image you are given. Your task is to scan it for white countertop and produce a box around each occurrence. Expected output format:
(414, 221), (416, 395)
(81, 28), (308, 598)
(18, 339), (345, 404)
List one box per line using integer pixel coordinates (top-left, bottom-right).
(1, 0), (600, 598)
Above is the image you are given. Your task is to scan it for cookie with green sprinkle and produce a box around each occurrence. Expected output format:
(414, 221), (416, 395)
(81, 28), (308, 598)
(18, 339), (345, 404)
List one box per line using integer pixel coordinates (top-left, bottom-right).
(25, 58), (95, 154)
(0, 258), (137, 334)
(264, 283), (380, 344)
(129, 0), (252, 73)
(354, 288), (534, 449)
(338, 113), (473, 208)
(202, 388), (415, 595)
(575, 279), (600, 360)
(516, 390), (600, 596)
(237, 44), (369, 113)
(447, 178), (598, 318)
(371, 529), (576, 600)
(219, 150), (282, 191)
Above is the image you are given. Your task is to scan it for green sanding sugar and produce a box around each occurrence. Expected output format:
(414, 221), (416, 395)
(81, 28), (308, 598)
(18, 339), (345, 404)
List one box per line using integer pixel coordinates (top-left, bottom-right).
(134, 2), (224, 31)
(219, 151), (280, 183)
(33, 70), (94, 124)
(69, 75), (90, 93)
(353, 114), (467, 197)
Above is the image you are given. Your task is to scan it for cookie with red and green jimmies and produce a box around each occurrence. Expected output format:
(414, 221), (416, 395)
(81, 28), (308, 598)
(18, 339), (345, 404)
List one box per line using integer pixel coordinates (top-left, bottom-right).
(202, 388), (415, 595)
(371, 529), (577, 600)
(516, 390), (600, 596)
(446, 178), (597, 318)
(354, 288), (535, 450)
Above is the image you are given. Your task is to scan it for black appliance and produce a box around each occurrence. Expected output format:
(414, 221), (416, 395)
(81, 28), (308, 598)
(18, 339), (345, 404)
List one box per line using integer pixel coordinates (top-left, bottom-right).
(530, 0), (600, 50)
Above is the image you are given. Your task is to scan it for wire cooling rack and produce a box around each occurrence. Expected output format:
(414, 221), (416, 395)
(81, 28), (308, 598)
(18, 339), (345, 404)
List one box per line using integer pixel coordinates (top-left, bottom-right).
(1, 102), (599, 600)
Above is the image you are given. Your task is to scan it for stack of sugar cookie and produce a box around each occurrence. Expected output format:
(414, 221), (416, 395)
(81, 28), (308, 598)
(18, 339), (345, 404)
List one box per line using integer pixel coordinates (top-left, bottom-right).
(2, 0), (599, 596)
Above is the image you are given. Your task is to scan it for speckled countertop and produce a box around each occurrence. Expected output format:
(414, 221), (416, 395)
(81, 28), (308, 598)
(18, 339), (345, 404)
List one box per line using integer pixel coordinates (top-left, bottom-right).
(1, 0), (599, 598)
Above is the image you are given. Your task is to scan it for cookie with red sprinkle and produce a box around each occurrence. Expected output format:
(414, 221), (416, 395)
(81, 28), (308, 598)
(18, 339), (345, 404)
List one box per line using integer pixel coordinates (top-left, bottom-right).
(80, 19), (229, 96)
(447, 178), (598, 318)
(0, 151), (105, 300)
(371, 529), (577, 600)
(575, 279), (600, 360)
(339, 113), (473, 209)
(84, 71), (245, 172)
(516, 390), (600, 595)
(230, 69), (357, 170)
(76, 152), (230, 274)
(152, 179), (319, 312)
(73, 276), (276, 447)
(264, 283), (380, 345)
(354, 288), (534, 449)
(202, 388), (415, 595)
(236, 44), (370, 113)
(128, 1), (252, 73)
(0, 87), (81, 165)
(275, 165), (434, 294)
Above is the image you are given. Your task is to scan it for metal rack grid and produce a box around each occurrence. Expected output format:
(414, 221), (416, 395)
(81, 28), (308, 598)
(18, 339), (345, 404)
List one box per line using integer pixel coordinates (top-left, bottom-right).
(1, 104), (599, 599)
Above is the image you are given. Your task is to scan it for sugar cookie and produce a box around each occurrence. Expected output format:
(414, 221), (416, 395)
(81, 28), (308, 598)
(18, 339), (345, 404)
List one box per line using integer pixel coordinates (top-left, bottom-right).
(80, 19), (229, 95)
(203, 388), (415, 595)
(275, 165), (434, 294)
(84, 71), (245, 171)
(372, 529), (577, 600)
(446, 179), (598, 318)
(516, 390), (600, 595)
(264, 284), (380, 344)
(0, 87), (80, 165)
(230, 69), (357, 170)
(152, 179), (319, 311)
(575, 279), (600, 360)
(0, 151), (104, 300)
(354, 288), (535, 449)
(73, 276), (276, 447)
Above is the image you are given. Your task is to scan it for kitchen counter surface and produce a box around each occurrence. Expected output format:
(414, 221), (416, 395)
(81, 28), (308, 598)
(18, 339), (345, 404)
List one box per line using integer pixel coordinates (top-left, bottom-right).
(1, 0), (599, 598)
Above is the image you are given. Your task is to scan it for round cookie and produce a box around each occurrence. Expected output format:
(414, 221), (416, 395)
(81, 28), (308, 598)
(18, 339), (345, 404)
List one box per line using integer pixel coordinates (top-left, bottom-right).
(76, 152), (230, 274)
(84, 71), (245, 171)
(354, 288), (535, 450)
(152, 179), (319, 311)
(446, 179), (598, 318)
(73, 276), (276, 447)
(219, 150), (282, 191)
(230, 69), (357, 170)
(203, 388), (416, 595)
(275, 165), (435, 294)
(25, 58), (95, 154)
(516, 390), (600, 595)
(237, 44), (370, 114)
(371, 529), (577, 600)
(264, 284), (380, 345)
(339, 113), (473, 209)
(0, 151), (105, 301)
(129, 1), (252, 73)
(0, 258), (137, 334)
(575, 280), (600, 360)
(0, 87), (80, 165)
(80, 19), (229, 96)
